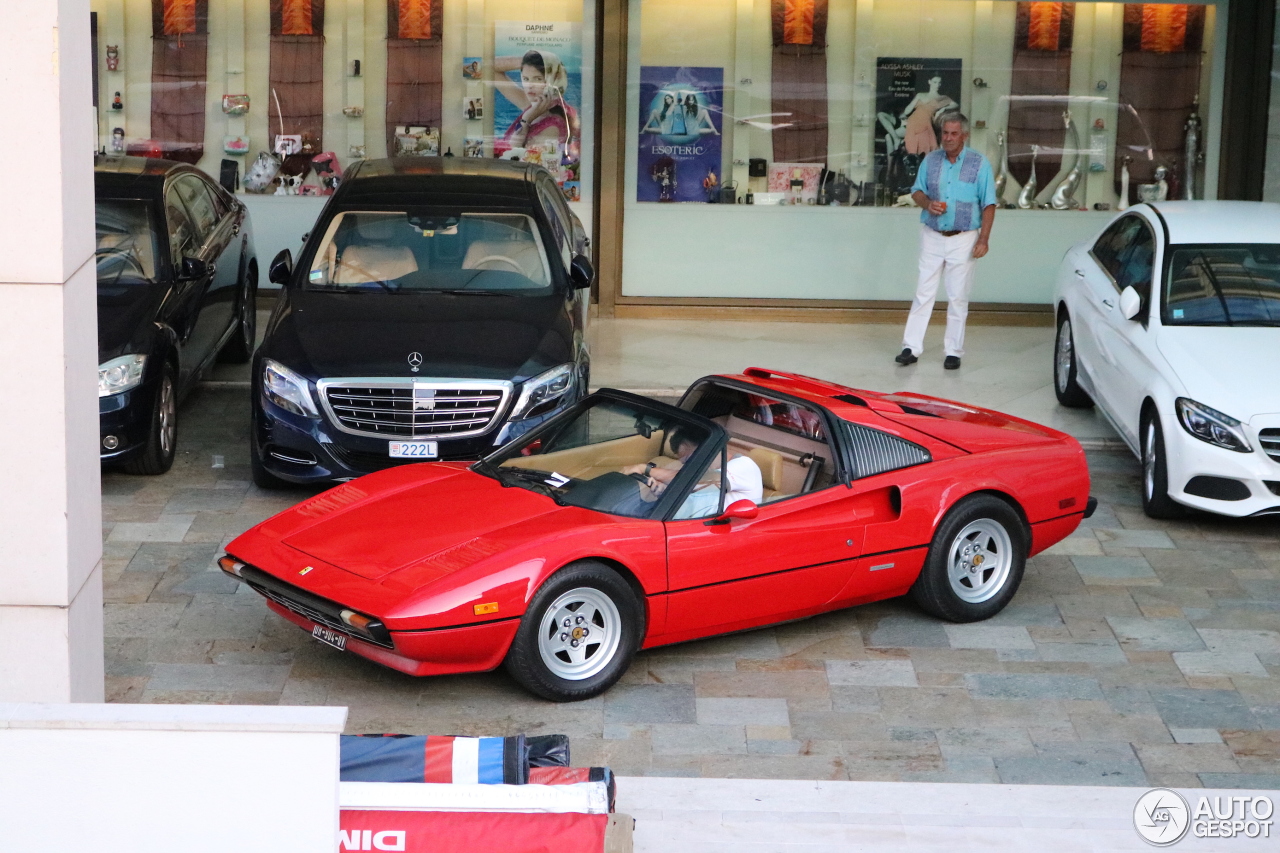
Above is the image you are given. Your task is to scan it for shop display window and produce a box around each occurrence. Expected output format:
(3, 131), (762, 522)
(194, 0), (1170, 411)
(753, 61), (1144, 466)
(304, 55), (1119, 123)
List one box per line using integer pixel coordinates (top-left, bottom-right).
(627, 0), (1218, 211)
(93, 0), (594, 204)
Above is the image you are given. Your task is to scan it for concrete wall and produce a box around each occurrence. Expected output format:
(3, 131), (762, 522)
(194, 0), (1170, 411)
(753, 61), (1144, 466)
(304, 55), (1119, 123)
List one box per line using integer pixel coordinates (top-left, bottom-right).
(0, 703), (346, 853)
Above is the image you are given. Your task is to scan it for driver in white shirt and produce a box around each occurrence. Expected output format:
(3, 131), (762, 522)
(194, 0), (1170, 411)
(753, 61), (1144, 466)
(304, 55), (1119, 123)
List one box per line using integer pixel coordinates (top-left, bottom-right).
(672, 451), (763, 520)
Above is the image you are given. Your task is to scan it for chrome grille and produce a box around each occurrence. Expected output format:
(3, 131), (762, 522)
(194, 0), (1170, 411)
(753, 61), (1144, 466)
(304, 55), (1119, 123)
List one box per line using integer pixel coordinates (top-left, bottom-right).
(317, 378), (512, 439)
(1260, 428), (1280, 463)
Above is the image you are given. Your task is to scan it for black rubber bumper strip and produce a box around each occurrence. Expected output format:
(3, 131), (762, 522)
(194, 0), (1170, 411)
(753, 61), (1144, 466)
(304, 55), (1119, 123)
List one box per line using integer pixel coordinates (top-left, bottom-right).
(1084, 496), (1098, 519)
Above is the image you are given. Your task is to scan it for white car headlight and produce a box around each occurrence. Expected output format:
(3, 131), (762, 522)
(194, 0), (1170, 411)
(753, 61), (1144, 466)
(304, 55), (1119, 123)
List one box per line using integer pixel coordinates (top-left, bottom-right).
(98, 354), (147, 397)
(1175, 397), (1252, 453)
(263, 359), (319, 417)
(510, 364), (575, 419)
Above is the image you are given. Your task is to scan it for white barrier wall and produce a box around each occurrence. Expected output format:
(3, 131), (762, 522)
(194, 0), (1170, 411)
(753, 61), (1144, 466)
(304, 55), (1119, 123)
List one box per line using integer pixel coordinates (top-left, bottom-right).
(0, 703), (347, 853)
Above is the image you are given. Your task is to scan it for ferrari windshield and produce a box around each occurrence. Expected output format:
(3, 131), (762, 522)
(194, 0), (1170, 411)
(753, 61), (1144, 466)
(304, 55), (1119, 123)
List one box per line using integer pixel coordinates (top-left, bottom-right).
(477, 398), (718, 520)
(305, 210), (553, 295)
(95, 200), (159, 285)
(1165, 245), (1280, 326)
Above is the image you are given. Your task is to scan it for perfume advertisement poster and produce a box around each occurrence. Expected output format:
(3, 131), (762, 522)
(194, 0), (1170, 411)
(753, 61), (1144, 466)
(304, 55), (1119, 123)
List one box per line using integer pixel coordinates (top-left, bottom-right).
(493, 21), (582, 196)
(637, 66), (725, 203)
(874, 58), (962, 198)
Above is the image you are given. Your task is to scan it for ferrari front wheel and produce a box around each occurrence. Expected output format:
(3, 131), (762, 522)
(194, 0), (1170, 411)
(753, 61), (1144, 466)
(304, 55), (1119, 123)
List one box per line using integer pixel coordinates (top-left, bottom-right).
(910, 494), (1027, 622)
(505, 562), (642, 702)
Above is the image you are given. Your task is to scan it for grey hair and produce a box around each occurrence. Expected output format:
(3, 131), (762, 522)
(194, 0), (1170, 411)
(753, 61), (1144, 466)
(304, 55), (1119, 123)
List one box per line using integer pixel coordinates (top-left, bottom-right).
(940, 112), (970, 134)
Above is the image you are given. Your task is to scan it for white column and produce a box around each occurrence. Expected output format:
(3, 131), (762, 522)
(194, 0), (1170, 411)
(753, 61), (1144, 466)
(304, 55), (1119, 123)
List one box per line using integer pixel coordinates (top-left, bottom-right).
(0, 0), (104, 702)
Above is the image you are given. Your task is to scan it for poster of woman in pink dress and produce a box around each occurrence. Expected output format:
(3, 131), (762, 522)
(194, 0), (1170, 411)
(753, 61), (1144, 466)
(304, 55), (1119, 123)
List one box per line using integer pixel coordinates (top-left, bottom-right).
(874, 58), (961, 201)
(491, 22), (582, 198)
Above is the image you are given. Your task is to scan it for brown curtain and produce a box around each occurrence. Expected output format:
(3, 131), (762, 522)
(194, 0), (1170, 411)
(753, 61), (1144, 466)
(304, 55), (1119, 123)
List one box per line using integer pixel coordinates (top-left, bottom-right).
(1116, 4), (1205, 199)
(770, 0), (829, 164)
(386, 0), (445, 154)
(1006, 2), (1075, 191)
(148, 0), (208, 164)
(269, 0), (326, 173)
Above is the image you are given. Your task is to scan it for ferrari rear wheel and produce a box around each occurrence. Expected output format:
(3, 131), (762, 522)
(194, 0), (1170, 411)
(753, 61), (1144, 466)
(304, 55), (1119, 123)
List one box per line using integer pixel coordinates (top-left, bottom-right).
(506, 562), (642, 702)
(910, 494), (1027, 622)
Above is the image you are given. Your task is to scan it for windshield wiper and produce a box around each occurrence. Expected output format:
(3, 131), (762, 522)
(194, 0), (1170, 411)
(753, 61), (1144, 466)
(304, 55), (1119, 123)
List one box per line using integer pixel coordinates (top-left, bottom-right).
(434, 289), (516, 297)
(472, 458), (508, 484)
(478, 464), (566, 504)
(1196, 252), (1234, 326)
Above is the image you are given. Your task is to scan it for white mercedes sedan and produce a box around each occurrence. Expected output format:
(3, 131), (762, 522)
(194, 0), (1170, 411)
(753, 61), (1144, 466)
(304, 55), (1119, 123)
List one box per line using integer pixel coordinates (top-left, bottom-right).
(1052, 202), (1279, 519)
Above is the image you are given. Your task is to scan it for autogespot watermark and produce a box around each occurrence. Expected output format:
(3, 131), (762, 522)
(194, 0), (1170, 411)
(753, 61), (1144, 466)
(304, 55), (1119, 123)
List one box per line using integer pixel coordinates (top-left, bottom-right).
(1134, 789), (1274, 846)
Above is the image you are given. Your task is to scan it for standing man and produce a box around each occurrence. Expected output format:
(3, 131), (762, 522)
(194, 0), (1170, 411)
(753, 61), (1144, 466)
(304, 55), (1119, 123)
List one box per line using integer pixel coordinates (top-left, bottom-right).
(895, 113), (996, 370)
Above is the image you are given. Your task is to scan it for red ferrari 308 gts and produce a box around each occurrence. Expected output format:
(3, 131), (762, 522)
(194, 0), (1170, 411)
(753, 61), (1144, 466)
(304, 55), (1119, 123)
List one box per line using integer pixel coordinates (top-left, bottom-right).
(221, 368), (1093, 701)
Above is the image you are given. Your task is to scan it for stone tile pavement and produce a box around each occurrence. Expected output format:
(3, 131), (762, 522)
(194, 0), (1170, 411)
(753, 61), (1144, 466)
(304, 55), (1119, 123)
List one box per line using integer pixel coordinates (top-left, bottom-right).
(102, 382), (1280, 789)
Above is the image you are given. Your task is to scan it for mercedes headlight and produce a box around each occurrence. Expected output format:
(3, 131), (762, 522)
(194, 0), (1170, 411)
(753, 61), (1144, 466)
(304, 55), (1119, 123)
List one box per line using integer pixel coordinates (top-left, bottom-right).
(98, 354), (147, 397)
(263, 359), (319, 417)
(510, 364), (575, 419)
(1175, 397), (1252, 453)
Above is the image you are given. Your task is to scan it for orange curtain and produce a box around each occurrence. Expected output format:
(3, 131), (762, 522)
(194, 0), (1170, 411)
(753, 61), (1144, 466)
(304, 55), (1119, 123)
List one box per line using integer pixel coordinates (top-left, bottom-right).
(281, 0), (314, 36)
(398, 0), (433, 39)
(783, 0), (815, 46)
(1141, 4), (1189, 53)
(1027, 2), (1064, 51)
(162, 0), (196, 35)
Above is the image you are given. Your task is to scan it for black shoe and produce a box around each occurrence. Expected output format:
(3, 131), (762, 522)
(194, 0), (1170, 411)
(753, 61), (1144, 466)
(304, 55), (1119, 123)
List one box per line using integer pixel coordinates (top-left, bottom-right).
(944, 356), (961, 370)
(895, 347), (918, 365)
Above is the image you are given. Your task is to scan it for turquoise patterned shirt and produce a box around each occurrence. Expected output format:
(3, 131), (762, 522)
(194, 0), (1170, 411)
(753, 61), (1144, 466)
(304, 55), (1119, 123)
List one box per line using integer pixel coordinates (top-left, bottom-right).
(911, 146), (997, 233)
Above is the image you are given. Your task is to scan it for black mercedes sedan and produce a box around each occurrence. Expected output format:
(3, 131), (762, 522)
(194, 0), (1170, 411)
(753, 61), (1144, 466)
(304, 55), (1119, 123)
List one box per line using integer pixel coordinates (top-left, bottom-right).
(251, 158), (592, 488)
(96, 156), (258, 474)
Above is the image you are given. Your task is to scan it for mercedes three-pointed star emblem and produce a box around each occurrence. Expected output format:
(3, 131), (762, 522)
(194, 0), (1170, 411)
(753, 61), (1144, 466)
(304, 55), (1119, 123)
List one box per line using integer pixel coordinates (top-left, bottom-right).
(407, 351), (423, 373)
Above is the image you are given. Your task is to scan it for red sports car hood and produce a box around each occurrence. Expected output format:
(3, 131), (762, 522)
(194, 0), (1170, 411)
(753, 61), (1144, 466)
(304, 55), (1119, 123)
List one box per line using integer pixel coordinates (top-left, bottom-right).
(279, 465), (559, 581)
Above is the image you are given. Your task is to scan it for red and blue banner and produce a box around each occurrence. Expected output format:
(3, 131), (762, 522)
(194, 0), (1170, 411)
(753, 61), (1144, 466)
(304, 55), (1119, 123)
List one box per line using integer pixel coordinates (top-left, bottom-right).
(340, 735), (526, 785)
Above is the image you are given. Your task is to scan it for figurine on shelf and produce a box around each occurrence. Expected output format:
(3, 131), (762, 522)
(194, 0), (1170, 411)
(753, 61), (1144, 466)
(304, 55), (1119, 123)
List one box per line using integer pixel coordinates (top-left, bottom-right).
(105, 45), (120, 72)
(1118, 155), (1132, 211)
(111, 92), (123, 111)
(110, 127), (125, 153)
(993, 130), (1009, 207)
(1016, 145), (1039, 209)
(1049, 111), (1083, 210)
(1184, 106), (1201, 200)
(1155, 165), (1169, 201)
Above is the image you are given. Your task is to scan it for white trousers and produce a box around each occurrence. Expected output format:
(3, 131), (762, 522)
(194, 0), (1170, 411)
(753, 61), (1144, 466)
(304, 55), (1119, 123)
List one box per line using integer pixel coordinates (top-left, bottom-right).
(902, 225), (979, 357)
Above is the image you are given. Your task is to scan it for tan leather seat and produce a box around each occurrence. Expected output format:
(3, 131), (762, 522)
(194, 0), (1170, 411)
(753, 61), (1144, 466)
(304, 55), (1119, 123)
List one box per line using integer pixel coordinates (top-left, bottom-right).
(334, 245), (418, 284)
(746, 447), (785, 500)
(462, 240), (546, 282)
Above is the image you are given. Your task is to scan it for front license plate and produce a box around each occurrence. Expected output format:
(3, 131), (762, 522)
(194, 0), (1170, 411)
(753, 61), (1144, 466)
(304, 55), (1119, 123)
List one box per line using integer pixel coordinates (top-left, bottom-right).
(389, 440), (438, 459)
(312, 624), (348, 651)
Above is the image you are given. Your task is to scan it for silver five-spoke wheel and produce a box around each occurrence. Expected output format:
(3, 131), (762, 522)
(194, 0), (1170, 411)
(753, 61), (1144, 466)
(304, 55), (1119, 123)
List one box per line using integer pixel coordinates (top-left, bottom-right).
(1055, 319), (1073, 394)
(537, 587), (622, 681)
(947, 519), (1014, 604)
(158, 375), (176, 457)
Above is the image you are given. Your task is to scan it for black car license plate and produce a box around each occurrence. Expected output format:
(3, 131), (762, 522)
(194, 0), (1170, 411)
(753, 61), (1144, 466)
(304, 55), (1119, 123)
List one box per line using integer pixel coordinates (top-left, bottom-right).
(312, 624), (348, 651)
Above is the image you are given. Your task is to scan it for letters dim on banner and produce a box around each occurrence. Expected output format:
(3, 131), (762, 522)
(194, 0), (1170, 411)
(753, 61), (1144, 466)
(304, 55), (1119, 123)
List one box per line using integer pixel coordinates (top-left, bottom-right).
(636, 66), (725, 203)
(339, 810), (608, 852)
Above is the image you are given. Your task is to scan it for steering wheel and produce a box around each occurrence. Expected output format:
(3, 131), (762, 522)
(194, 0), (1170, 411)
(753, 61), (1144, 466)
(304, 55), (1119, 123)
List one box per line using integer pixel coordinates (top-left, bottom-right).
(472, 255), (524, 274)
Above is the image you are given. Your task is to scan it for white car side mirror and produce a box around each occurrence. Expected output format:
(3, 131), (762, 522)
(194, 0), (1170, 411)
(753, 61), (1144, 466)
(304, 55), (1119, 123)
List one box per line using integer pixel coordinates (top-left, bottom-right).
(1119, 286), (1142, 320)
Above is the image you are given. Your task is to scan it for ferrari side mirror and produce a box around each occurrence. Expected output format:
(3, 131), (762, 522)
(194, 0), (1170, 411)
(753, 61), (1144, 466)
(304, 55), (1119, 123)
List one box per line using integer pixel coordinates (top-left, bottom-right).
(1119, 285), (1142, 321)
(706, 499), (759, 526)
(268, 248), (293, 286)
